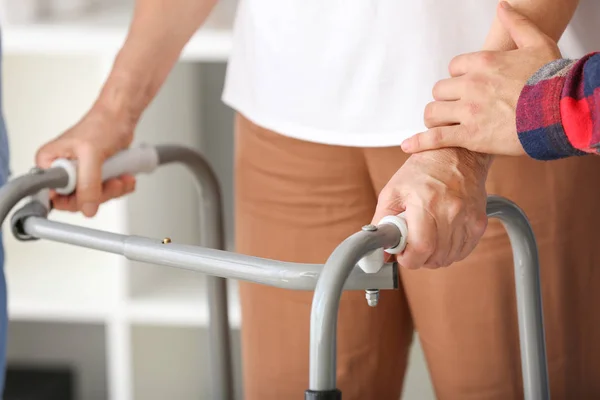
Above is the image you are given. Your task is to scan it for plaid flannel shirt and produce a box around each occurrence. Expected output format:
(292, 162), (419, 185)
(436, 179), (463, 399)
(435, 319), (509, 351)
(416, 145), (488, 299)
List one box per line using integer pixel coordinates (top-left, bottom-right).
(517, 52), (600, 160)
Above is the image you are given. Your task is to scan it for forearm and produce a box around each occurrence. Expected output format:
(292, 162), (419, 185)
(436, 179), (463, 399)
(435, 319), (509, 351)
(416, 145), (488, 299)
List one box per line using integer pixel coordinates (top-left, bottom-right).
(93, 0), (218, 124)
(483, 0), (579, 50)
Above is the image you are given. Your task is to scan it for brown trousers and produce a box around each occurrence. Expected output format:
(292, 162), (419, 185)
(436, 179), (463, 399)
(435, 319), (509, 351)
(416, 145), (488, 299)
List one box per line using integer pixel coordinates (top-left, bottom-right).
(234, 115), (600, 400)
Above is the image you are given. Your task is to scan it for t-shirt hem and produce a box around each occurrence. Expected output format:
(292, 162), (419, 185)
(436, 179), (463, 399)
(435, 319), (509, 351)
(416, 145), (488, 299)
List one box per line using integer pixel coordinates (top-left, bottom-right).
(222, 95), (416, 148)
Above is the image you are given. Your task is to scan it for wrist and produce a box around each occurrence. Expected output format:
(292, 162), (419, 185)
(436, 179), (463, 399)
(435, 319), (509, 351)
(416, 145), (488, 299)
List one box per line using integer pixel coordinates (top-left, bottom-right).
(94, 69), (150, 126)
(416, 148), (492, 181)
(87, 75), (140, 144)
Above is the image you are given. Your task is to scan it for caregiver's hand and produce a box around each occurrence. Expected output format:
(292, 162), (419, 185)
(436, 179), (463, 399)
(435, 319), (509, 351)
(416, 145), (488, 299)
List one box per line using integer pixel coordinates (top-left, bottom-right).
(35, 105), (136, 218)
(372, 149), (489, 269)
(401, 2), (562, 156)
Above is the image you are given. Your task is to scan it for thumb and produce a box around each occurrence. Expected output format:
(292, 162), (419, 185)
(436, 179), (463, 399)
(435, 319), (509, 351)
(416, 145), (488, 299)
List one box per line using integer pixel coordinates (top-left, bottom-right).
(498, 2), (551, 49)
(74, 144), (103, 217)
(401, 126), (460, 154)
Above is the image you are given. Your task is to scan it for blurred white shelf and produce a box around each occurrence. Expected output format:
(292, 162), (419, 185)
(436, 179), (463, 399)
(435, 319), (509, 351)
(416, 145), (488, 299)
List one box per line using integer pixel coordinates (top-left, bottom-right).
(5, 202), (125, 323)
(2, 2), (234, 61)
(6, 256), (118, 323)
(8, 296), (111, 323)
(128, 278), (241, 328)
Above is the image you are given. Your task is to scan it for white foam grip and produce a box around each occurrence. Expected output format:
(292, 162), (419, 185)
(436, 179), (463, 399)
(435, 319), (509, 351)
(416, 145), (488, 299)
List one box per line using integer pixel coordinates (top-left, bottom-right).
(50, 145), (159, 196)
(379, 212), (408, 255)
(50, 158), (77, 196)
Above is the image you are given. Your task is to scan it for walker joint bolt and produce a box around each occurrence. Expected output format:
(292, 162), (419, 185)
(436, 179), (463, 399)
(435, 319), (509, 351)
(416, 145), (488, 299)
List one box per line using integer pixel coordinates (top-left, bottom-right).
(361, 224), (377, 232)
(365, 289), (380, 307)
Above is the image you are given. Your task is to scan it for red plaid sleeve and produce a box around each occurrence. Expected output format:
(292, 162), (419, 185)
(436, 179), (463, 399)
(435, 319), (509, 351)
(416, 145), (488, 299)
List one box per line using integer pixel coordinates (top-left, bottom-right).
(516, 52), (600, 160)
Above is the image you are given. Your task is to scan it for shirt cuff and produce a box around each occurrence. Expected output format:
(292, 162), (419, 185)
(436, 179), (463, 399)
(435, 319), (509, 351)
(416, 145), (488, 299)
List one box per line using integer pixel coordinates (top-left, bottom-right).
(516, 58), (586, 160)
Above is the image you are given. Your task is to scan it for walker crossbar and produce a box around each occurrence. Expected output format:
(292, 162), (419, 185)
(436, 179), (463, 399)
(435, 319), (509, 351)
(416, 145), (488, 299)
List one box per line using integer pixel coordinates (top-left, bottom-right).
(0, 145), (549, 400)
(19, 216), (400, 291)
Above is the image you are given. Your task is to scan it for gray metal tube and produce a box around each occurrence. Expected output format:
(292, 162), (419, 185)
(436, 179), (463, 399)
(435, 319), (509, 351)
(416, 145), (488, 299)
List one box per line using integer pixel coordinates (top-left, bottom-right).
(23, 217), (128, 254)
(156, 145), (232, 400)
(486, 196), (549, 400)
(309, 223), (401, 390)
(22, 217), (399, 291)
(0, 167), (67, 224)
(206, 276), (232, 399)
(156, 145), (224, 251)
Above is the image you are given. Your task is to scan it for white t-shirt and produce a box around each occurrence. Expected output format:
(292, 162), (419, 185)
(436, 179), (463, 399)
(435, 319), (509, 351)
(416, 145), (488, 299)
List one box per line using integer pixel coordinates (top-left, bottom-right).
(222, 0), (599, 148)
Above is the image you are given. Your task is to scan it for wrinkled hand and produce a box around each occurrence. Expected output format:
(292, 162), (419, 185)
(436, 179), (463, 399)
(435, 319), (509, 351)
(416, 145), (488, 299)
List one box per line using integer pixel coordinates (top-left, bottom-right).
(36, 107), (136, 217)
(401, 2), (562, 156)
(372, 149), (489, 269)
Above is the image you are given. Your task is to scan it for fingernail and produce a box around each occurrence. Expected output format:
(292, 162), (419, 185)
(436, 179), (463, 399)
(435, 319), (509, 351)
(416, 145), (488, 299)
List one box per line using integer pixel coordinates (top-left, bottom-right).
(82, 203), (98, 217)
(500, 1), (513, 9)
(401, 141), (410, 151)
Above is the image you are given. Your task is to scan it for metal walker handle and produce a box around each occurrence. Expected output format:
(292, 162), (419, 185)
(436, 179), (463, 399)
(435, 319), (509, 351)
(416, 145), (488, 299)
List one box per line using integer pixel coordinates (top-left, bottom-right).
(0, 145), (549, 400)
(306, 196), (549, 400)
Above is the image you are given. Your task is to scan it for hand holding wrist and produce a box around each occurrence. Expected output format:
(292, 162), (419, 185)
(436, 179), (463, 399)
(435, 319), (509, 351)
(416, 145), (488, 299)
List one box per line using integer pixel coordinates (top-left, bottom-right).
(401, 3), (562, 157)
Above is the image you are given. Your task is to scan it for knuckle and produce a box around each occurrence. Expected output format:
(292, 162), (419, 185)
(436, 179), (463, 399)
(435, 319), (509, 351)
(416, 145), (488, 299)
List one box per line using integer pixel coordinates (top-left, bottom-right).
(77, 185), (101, 203)
(375, 189), (403, 216)
(411, 238), (435, 256)
(420, 181), (443, 205)
(77, 175), (98, 188)
(409, 134), (422, 150)
(448, 55), (461, 75)
(431, 81), (443, 100)
(377, 187), (394, 204)
(404, 255), (426, 270)
(514, 17), (529, 27)
(430, 128), (444, 145)
(35, 142), (58, 168)
(73, 138), (95, 156)
(425, 259), (444, 269)
(465, 75), (482, 92)
(418, 129), (443, 149)
(446, 197), (465, 221)
(34, 148), (47, 167)
(401, 260), (419, 270)
(477, 51), (496, 67)
(471, 213), (488, 238)
(423, 102), (436, 125)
